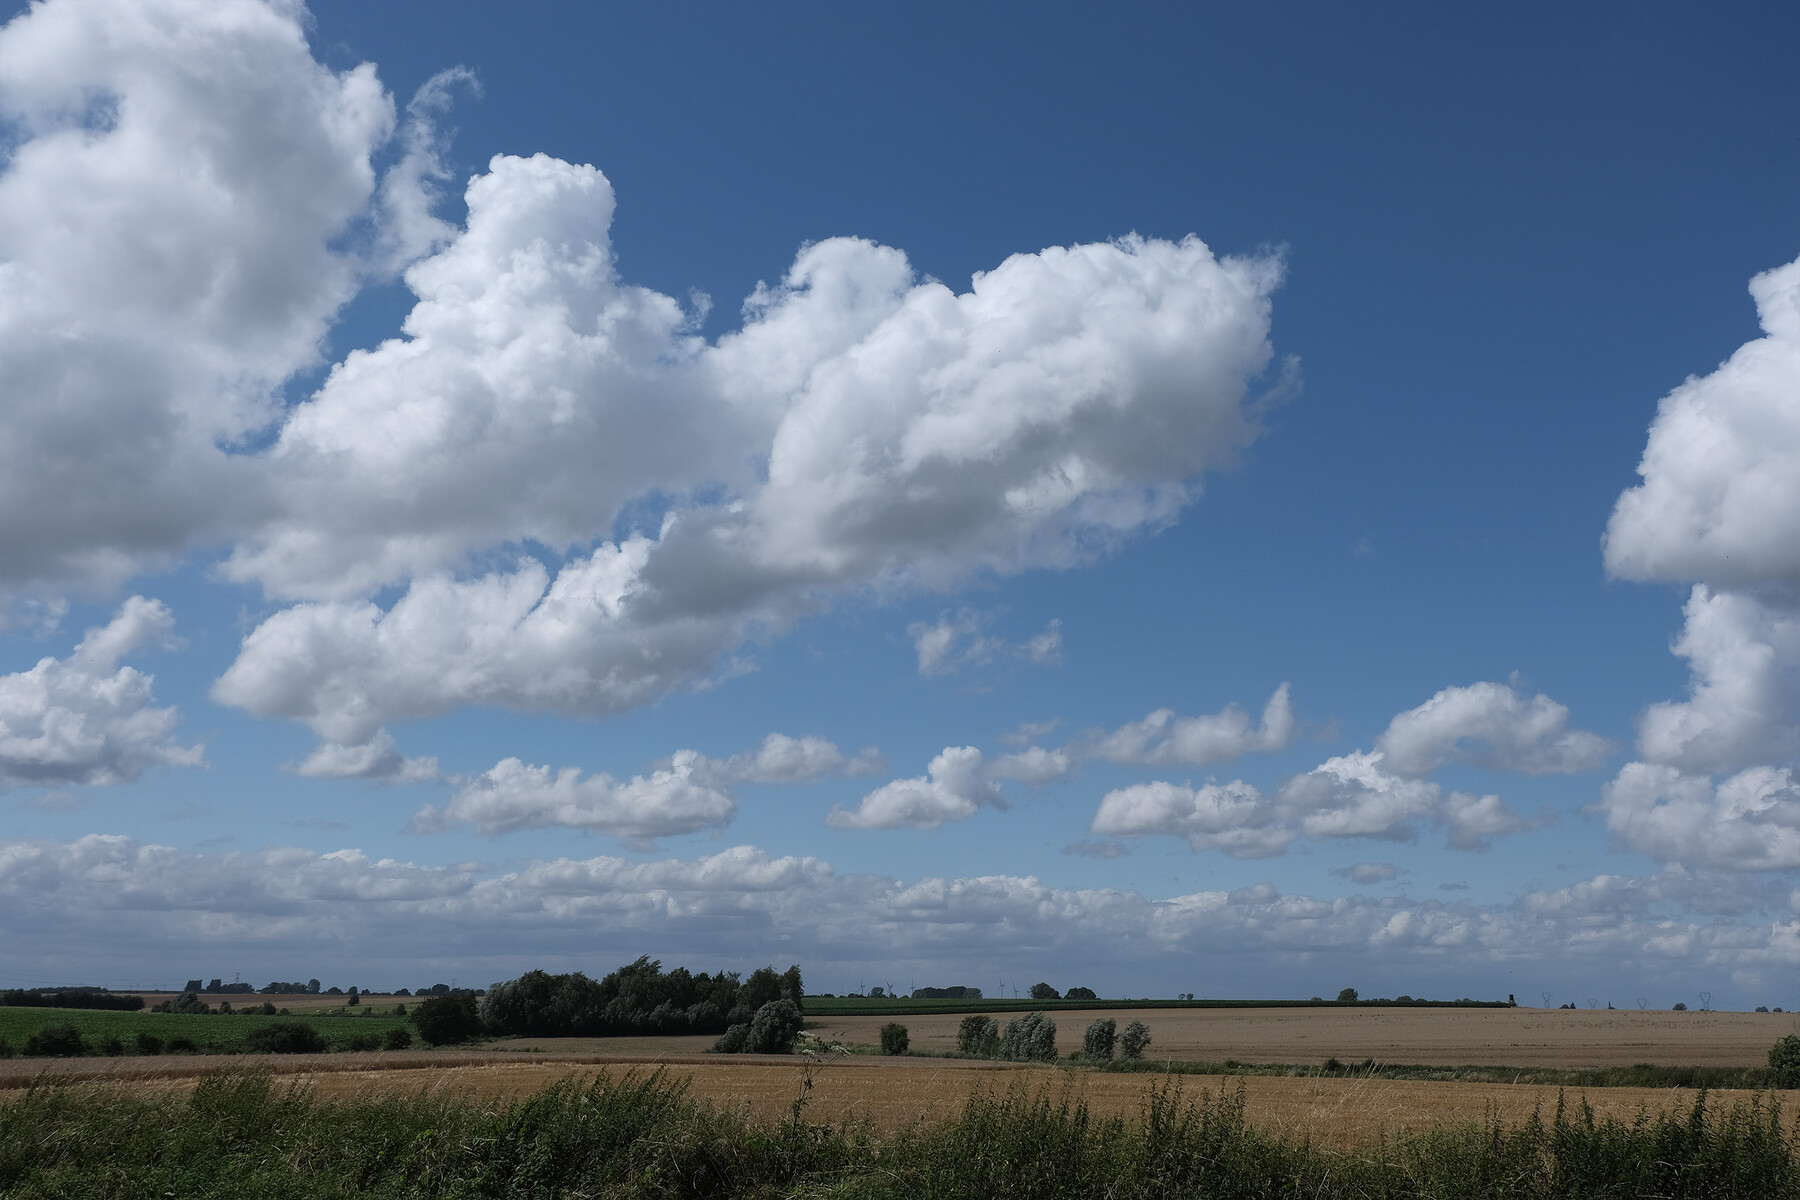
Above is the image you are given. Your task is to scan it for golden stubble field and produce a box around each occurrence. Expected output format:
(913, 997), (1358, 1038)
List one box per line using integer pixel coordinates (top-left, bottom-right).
(10, 1007), (1797, 1149)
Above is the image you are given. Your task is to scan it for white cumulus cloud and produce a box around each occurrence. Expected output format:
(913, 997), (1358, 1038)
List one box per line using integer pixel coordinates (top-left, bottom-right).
(1092, 683), (1296, 766)
(827, 746), (1004, 830)
(409, 751), (736, 840)
(1375, 681), (1612, 777)
(1598, 761), (1800, 872)
(1091, 779), (1293, 857)
(0, 597), (202, 788)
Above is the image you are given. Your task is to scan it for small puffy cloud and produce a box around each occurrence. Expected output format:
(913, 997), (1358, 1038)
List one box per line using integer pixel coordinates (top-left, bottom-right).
(1093, 684), (1295, 767)
(908, 610), (1062, 675)
(1598, 761), (1800, 872)
(1332, 862), (1399, 885)
(1375, 681), (1612, 778)
(707, 732), (882, 785)
(0, 597), (202, 788)
(1092, 778), (1293, 857)
(292, 729), (440, 783)
(1439, 790), (1536, 851)
(1605, 253), (1800, 589)
(1275, 751), (1442, 841)
(409, 750), (735, 840)
(827, 746), (1003, 830)
(986, 745), (1075, 786)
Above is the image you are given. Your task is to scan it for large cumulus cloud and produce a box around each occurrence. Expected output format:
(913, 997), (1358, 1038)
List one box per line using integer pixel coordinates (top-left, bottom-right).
(1601, 253), (1800, 872)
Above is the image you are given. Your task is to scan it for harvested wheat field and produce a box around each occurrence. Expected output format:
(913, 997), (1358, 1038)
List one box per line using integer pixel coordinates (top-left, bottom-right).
(62, 1056), (1772, 1150)
(812, 1006), (1799, 1068)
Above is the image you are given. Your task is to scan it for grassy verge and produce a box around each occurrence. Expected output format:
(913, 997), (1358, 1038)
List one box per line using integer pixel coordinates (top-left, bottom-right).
(0, 1068), (1794, 1198)
(0, 1005), (411, 1056)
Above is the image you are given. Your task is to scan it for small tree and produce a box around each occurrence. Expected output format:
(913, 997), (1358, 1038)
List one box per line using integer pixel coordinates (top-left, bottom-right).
(1082, 1017), (1117, 1060)
(1769, 1035), (1800, 1088)
(715, 998), (804, 1054)
(1029, 982), (1061, 1000)
(880, 1022), (909, 1055)
(384, 1027), (414, 1051)
(957, 1015), (1000, 1056)
(1336, 988), (1358, 1003)
(1672, 1002), (1687, 1011)
(26, 1024), (88, 1057)
(134, 1032), (163, 1056)
(1065, 986), (1097, 1000)
(1001, 1012), (1058, 1062)
(1120, 1020), (1151, 1060)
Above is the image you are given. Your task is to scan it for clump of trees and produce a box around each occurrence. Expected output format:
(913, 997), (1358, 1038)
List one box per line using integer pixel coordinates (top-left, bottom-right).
(1120, 1020), (1151, 1060)
(245, 1021), (327, 1054)
(480, 957), (803, 1040)
(955, 1013), (1059, 1062)
(411, 993), (484, 1046)
(957, 1015), (1001, 1056)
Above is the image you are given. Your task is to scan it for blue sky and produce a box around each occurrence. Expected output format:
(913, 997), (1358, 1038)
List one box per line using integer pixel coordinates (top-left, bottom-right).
(2, 0), (1799, 1008)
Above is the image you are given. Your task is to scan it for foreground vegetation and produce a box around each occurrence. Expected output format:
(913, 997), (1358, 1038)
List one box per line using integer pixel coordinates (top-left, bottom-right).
(1, 1068), (1796, 1198)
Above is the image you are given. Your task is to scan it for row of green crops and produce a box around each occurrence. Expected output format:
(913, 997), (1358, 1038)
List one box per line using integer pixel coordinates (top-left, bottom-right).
(0, 1006), (411, 1056)
(1, 1069), (1796, 1198)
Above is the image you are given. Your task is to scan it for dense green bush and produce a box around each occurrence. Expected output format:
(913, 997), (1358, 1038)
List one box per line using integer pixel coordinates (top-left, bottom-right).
(1337, 987), (1359, 1003)
(713, 999), (804, 1054)
(134, 1032), (163, 1056)
(1083, 1017), (1117, 1060)
(411, 992), (483, 1045)
(1064, 986), (1098, 1000)
(24, 1023), (87, 1057)
(956, 1015), (999, 1056)
(345, 1032), (381, 1052)
(482, 957), (803, 1038)
(1120, 1019), (1151, 1060)
(244, 1021), (327, 1054)
(879, 1022), (909, 1055)
(383, 1026), (413, 1051)
(166, 1036), (197, 1054)
(1770, 1034), (1800, 1087)
(1030, 982), (1061, 1000)
(1001, 1012), (1058, 1062)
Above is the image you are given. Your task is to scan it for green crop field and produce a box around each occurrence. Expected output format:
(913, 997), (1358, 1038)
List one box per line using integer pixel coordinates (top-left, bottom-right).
(0, 1005), (412, 1056)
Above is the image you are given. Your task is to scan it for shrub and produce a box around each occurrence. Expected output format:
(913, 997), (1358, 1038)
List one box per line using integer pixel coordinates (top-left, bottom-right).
(1120, 1019), (1151, 1060)
(1673, 1002), (1687, 1011)
(134, 1032), (163, 1056)
(383, 1027), (413, 1051)
(98, 1035), (125, 1057)
(345, 1032), (381, 1052)
(244, 1021), (328, 1054)
(412, 992), (484, 1045)
(712, 999), (804, 1054)
(0, 1036), (13, 1058)
(1064, 986), (1097, 1000)
(1770, 1034), (1800, 1087)
(1336, 988), (1358, 1003)
(1029, 982), (1060, 1000)
(1082, 1017), (1116, 1060)
(712, 1023), (749, 1053)
(1001, 1012), (1057, 1062)
(25, 1023), (88, 1057)
(956, 1015), (999, 1056)
(880, 1022), (909, 1055)
(167, 1036), (198, 1054)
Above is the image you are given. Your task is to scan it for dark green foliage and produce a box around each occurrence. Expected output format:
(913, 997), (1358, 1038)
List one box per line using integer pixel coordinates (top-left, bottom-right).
(244, 1021), (328, 1054)
(1064, 986), (1097, 1000)
(1083, 1017), (1116, 1060)
(345, 1031), (381, 1052)
(166, 1036), (197, 1053)
(98, 1035), (124, 1056)
(1120, 1019), (1151, 1060)
(0, 1037), (12, 1059)
(1772, 1034), (1800, 1087)
(383, 1026), (413, 1050)
(1001, 1011), (1058, 1062)
(1675, 1002), (1688, 1010)
(4, 1071), (1794, 1199)
(411, 992), (483, 1045)
(25, 1023), (88, 1057)
(957, 1014), (1000, 1056)
(134, 1032), (162, 1056)
(1337, 987), (1359, 1002)
(1030, 982), (1061, 1000)
(714, 999), (804, 1054)
(879, 1022), (909, 1055)
(162, 990), (210, 1015)
(1, 989), (143, 1011)
(481, 956), (804, 1039)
